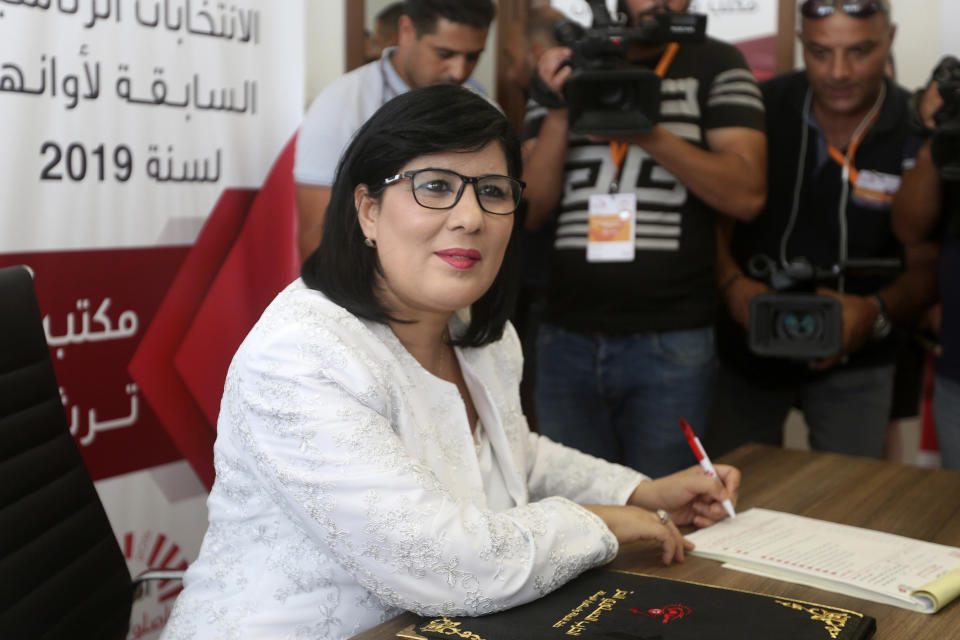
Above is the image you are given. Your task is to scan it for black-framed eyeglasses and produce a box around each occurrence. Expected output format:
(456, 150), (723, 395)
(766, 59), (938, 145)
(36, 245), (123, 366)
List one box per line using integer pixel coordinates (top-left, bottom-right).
(800, 0), (889, 19)
(381, 168), (525, 216)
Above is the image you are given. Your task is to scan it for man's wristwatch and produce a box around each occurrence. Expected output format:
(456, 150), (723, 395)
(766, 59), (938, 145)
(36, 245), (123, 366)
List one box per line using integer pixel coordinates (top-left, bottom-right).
(870, 294), (892, 340)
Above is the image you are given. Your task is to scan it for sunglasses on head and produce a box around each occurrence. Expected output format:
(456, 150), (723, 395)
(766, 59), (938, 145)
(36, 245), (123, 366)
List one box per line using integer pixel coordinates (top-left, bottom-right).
(800, 0), (889, 19)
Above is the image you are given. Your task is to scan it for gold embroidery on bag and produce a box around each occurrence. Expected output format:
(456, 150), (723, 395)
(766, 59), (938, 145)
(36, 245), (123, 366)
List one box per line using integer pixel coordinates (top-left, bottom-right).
(420, 617), (486, 640)
(775, 600), (851, 639)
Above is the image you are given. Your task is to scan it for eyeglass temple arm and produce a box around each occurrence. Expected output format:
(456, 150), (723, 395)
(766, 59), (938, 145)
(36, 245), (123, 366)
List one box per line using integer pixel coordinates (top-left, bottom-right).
(382, 173), (406, 185)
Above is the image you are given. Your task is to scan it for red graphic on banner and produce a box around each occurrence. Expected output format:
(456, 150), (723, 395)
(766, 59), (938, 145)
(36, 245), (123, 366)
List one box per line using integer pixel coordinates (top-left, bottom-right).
(0, 248), (186, 481)
(737, 35), (778, 82)
(630, 604), (693, 624)
(123, 529), (189, 640)
(129, 134), (299, 488)
(0, 135), (298, 487)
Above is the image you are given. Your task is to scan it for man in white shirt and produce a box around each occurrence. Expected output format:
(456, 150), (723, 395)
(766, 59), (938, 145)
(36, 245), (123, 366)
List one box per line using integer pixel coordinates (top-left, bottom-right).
(294, 0), (495, 260)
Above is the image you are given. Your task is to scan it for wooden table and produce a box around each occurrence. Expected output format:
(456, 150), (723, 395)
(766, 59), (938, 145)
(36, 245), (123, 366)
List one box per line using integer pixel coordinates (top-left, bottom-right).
(351, 444), (960, 639)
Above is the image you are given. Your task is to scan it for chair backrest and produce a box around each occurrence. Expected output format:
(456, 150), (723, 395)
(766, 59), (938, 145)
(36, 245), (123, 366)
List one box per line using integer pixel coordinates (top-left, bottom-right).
(0, 265), (132, 639)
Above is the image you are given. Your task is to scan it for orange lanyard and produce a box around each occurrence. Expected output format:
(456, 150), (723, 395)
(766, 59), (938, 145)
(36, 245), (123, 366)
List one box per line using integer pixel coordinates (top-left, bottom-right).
(608, 42), (680, 192)
(825, 109), (879, 185)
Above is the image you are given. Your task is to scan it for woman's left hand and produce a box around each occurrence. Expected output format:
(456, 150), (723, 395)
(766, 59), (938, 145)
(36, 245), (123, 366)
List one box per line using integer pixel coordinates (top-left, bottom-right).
(628, 464), (741, 529)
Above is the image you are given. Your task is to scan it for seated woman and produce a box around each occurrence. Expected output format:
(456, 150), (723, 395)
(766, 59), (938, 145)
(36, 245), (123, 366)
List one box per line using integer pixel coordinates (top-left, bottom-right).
(161, 85), (739, 640)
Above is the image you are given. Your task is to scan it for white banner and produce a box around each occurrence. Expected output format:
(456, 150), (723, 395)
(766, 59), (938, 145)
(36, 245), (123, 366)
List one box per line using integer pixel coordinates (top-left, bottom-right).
(0, 0), (303, 252)
(0, 2), (303, 637)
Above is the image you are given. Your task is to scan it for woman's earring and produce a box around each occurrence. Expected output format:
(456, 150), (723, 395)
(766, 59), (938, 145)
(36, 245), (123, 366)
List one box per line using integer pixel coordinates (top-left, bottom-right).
(364, 237), (376, 248)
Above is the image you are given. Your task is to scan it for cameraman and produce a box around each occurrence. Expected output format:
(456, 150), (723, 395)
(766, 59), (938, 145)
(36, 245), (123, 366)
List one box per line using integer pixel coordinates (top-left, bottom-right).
(892, 58), (960, 469)
(709, 0), (939, 459)
(522, 0), (767, 477)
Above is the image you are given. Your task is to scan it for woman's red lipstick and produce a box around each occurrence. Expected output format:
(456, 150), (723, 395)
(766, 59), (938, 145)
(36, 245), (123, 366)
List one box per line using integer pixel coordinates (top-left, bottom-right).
(435, 248), (481, 270)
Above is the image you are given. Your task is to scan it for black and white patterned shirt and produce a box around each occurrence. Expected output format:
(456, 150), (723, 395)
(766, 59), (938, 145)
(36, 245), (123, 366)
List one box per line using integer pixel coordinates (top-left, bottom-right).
(525, 38), (765, 334)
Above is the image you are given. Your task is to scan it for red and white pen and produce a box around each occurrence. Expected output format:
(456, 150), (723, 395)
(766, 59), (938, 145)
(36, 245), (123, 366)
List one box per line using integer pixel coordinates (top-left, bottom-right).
(679, 418), (736, 520)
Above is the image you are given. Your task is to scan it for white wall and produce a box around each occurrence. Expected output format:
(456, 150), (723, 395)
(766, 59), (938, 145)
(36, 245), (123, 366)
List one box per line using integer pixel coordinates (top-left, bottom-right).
(304, 1), (346, 109)
(943, 0), (960, 59)
(890, 0), (947, 88)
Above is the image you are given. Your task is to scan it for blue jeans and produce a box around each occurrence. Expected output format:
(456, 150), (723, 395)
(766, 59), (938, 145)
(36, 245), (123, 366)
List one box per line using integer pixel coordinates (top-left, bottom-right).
(708, 362), (895, 459)
(934, 375), (960, 470)
(534, 324), (717, 478)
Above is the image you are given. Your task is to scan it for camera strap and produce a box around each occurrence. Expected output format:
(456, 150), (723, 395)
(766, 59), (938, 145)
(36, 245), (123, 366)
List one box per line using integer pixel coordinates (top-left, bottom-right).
(824, 83), (886, 185)
(607, 42), (680, 193)
(781, 84), (886, 293)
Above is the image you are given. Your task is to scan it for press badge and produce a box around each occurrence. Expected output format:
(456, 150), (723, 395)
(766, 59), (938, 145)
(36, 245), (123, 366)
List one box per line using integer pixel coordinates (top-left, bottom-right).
(587, 194), (636, 262)
(852, 169), (901, 207)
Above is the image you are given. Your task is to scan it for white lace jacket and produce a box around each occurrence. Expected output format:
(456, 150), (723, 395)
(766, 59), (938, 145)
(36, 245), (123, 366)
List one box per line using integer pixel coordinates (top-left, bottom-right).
(161, 280), (646, 640)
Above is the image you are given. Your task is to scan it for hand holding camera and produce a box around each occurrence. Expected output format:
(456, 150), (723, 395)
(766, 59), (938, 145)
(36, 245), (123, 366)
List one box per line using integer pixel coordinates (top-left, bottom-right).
(744, 256), (900, 363)
(807, 289), (884, 371)
(915, 81), (944, 131)
(528, 0), (705, 136)
(534, 46), (574, 103)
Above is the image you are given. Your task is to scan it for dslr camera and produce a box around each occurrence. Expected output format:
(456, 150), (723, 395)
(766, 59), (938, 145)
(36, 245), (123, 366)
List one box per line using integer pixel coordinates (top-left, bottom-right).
(535, 0), (706, 136)
(746, 257), (901, 360)
(930, 56), (960, 181)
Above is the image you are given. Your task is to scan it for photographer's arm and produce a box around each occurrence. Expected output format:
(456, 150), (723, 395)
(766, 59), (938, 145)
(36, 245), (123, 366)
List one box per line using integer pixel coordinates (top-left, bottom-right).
(715, 216), (773, 328)
(296, 184), (332, 262)
(893, 80), (944, 244)
(604, 125), (768, 221)
(521, 47), (574, 232)
(522, 109), (571, 231)
(892, 141), (943, 245)
(875, 243), (941, 326)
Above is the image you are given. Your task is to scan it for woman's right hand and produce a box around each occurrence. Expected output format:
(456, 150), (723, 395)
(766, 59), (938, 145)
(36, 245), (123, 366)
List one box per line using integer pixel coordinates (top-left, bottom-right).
(582, 504), (693, 566)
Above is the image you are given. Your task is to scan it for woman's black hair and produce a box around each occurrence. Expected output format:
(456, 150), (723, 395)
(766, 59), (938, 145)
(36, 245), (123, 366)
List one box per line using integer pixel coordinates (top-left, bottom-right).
(300, 84), (522, 348)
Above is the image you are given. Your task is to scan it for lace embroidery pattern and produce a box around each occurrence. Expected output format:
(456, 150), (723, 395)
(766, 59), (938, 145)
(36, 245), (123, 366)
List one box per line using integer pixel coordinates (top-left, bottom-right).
(161, 281), (632, 640)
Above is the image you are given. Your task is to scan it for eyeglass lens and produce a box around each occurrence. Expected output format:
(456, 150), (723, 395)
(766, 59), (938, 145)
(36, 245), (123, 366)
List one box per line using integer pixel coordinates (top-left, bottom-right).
(411, 169), (521, 215)
(800, 0), (885, 19)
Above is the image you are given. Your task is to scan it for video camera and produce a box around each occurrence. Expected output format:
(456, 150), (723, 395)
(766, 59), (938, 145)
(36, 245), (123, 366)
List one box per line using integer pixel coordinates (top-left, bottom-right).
(930, 56), (960, 181)
(541, 0), (706, 136)
(746, 256), (901, 360)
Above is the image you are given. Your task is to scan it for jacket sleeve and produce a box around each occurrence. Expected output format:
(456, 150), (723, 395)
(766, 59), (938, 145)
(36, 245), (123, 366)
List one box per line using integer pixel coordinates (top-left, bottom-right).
(525, 432), (647, 506)
(219, 305), (619, 618)
(491, 322), (647, 507)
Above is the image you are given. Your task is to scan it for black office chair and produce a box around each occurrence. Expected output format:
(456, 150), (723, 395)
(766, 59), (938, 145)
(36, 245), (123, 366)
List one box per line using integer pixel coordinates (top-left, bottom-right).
(0, 265), (181, 638)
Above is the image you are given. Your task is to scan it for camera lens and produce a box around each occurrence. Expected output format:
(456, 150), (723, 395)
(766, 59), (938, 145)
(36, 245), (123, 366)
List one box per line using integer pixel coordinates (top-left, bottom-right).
(776, 311), (822, 341)
(597, 84), (626, 108)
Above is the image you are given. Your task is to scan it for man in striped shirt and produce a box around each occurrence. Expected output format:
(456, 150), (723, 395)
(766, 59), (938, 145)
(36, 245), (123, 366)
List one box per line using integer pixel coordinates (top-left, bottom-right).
(521, 0), (766, 478)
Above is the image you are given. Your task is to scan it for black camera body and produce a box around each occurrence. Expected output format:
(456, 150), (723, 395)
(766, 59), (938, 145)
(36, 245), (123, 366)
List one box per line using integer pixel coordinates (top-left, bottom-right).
(745, 256), (901, 360)
(552, 1), (706, 136)
(749, 294), (843, 359)
(931, 56), (960, 181)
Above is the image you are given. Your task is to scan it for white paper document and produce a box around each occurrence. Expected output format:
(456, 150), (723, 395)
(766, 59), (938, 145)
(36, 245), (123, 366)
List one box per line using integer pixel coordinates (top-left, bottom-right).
(686, 508), (960, 613)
